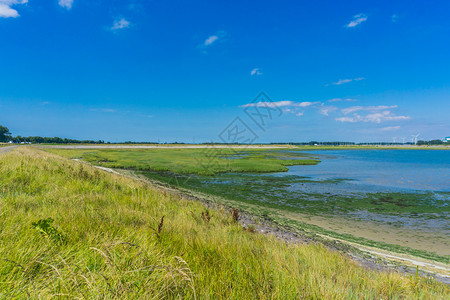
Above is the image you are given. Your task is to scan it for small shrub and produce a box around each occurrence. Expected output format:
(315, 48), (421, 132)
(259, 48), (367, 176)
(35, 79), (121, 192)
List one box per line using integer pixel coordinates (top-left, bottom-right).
(231, 208), (239, 222)
(246, 225), (256, 233)
(201, 210), (211, 224)
(32, 218), (66, 244)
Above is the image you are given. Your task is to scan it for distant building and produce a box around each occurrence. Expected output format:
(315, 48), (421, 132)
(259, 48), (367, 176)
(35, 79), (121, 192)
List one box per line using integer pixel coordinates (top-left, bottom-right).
(443, 137), (450, 143)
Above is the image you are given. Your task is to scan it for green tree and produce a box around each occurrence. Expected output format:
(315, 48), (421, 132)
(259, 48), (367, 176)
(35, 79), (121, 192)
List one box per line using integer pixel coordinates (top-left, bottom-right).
(0, 125), (12, 142)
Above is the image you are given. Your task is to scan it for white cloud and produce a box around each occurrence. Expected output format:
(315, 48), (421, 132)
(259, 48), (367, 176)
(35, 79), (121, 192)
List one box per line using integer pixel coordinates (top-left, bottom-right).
(381, 126), (400, 131)
(240, 100), (319, 108)
(240, 100), (320, 118)
(336, 111), (410, 123)
(319, 105), (338, 116)
(199, 31), (226, 49)
(335, 116), (357, 123)
(364, 111), (410, 123)
(204, 35), (218, 46)
(0, 4), (18, 17)
(250, 68), (263, 76)
(336, 105), (410, 123)
(0, 0), (27, 18)
(58, 0), (73, 10)
(327, 98), (358, 102)
(327, 98), (342, 102)
(333, 79), (352, 85)
(341, 105), (397, 115)
(241, 100), (294, 108)
(111, 18), (130, 31)
(330, 77), (364, 85)
(297, 101), (319, 107)
(345, 13), (368, 28)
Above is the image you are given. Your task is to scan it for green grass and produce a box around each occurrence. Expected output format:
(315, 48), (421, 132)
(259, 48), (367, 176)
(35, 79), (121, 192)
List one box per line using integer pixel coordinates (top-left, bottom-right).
(45, 148), (320, 175)
(1, 147), (448, 298)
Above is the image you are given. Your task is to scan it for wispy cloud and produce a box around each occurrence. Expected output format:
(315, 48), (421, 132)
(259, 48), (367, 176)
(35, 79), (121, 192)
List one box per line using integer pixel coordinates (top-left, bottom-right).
(341, 105), (397, 115)
(327, 98), (342, 103)
(111, 18), (130, 31)
(381, 126), (400, 131)
(327, 98), (358, 103)
(333, 79), (352, 85)
(336, 105), (410, 123)
(204, 35), (218, 46)
(297, 101), (319, 107)
(250, 68), (263, 76)
(58, 0), (73, 10)
(199, 31), (226, 49)
(345, 13), (368, 28)
(90, 108), (117, 113)
(240, 100), (319, 117)
(0, 0), (27, 18)
(336, 112), (410, 123)
(329, 77), (364, 85)
(241, 100), (294, 108)
(319, 105), (338, 116)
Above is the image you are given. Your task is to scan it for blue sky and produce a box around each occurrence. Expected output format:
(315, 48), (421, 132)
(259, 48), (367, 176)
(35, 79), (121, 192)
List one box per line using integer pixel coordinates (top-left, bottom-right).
(1, 0), (449, 143)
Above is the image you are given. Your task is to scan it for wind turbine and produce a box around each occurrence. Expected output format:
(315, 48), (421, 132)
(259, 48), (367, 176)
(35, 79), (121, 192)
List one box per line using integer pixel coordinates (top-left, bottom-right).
(401, 137), (406, 144)
(411, 133), (420, 145)
(392, 137), (397, 144)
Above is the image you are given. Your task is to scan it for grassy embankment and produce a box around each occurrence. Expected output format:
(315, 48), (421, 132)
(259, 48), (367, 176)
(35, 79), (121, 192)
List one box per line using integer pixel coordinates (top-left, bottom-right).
(1, 147), (448, 298)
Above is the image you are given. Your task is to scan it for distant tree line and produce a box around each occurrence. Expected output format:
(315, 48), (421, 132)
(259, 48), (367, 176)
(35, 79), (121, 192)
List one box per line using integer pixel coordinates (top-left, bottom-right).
(123, 141), (159, 144)
(1, 125), (104, 144)
(11, 136), (105, 144)
(416, 139), (446, 145)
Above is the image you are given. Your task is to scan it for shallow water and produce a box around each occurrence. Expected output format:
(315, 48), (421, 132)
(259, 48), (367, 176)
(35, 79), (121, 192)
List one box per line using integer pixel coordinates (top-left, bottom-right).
(285, 149), (450, 192)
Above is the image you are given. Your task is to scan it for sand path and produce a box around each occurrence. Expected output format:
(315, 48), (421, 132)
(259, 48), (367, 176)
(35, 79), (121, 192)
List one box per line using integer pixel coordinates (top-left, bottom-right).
(0, 146), (18, 154)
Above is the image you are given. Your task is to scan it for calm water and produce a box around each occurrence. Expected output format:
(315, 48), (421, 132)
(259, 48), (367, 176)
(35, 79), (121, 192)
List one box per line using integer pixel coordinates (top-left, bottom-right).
(286, 150), (450, 192)
(146, 149), (449, 234)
